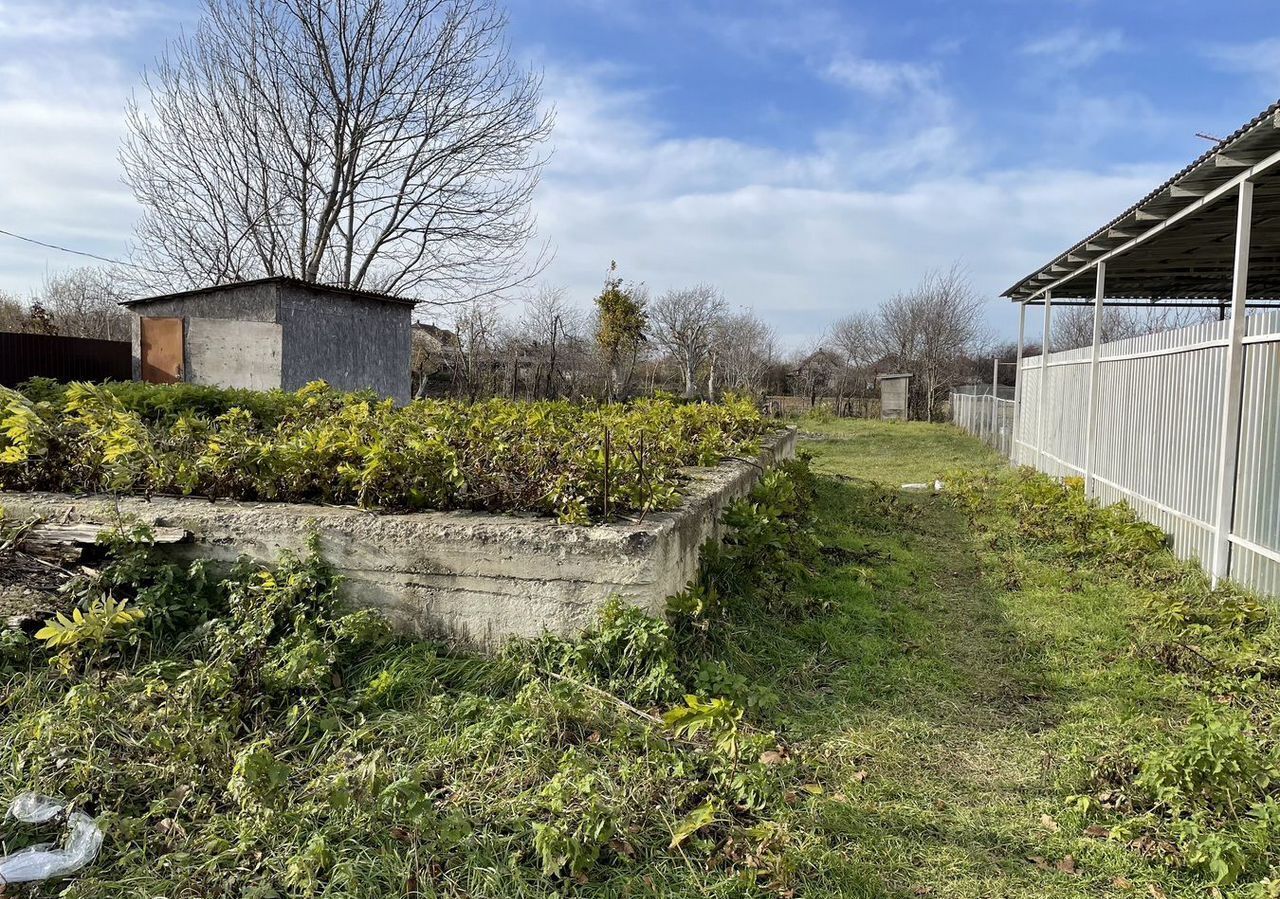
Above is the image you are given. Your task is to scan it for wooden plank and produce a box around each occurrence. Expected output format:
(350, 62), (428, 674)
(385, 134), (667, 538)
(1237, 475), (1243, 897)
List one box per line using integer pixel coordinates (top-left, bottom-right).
(21, 523), (190, 548)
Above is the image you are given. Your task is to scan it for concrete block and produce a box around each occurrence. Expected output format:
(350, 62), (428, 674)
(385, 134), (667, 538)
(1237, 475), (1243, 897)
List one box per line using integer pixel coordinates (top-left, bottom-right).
(186, 318), (283, 390)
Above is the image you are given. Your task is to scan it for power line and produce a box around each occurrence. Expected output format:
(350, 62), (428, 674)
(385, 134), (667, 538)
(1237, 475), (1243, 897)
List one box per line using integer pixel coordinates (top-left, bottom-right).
(0, 227), (154, 272)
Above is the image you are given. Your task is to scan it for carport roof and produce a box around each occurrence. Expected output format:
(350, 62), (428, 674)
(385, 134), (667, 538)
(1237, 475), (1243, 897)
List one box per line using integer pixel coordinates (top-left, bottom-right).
(1004, 99), (1280, 305)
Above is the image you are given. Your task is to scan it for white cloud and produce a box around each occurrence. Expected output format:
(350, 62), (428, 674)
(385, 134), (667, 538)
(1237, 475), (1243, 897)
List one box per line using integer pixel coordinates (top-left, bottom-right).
(824, 55), (937, 100)
(0, 56), (139, 293)
(1205, 37), (1280, 82)
(1022, 27), (1126, 70)
(0, 15), (1169, 349)
(530, 69), (1167, 346)
(0, 0), (167, 41)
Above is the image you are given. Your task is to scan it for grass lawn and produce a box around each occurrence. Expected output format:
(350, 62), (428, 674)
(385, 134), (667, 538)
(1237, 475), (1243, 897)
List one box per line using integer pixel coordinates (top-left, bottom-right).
(795, 416), (996, 486)
(745, 418), (1205, 897)
(0, 417), (1253, 896)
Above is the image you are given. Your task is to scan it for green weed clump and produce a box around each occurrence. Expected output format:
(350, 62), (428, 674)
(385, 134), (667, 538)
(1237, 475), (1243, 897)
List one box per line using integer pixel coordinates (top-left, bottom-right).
(951, 466), (1280, 891)
(0, 460), (823, 897)
(0, 381), (770, 522)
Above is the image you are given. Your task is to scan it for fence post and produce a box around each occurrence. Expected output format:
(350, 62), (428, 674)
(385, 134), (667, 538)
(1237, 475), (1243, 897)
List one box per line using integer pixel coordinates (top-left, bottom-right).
(1211, 180), (1254, 586)
(1011, 301), (1026, 462)
(1037, 292), (1052, 468)
(1084, 262), (1106, 496)
(990, 356), (999, 447)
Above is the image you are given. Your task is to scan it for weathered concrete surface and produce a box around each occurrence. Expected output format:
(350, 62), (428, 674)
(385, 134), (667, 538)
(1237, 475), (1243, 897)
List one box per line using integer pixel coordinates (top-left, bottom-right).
(186, 318), (283, 390)
(1, 429), (796, 648)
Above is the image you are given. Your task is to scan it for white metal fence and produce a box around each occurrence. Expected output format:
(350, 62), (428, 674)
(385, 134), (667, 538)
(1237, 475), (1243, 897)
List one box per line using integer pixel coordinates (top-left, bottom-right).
(951, 392), (1015, 457)
(996, 309), (1280, 597)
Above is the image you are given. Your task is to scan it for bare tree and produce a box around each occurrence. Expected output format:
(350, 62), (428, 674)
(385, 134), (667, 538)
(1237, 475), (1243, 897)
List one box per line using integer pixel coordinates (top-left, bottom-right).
(449, 298), (504, 400)
(714, 310), (776, 396)
(36, 267), (131, 341)
(874, 264), (986, 419)
(875, 291), (922, 370)
(827, 311), (878, 372)
(520, 285), (585, 399)
(649, 284), (727, 399)
(1052, 304), (1216, 352)
(913, 266), (987, 419)
(122, 0), (553, 302)
(0, 292), (29, 333)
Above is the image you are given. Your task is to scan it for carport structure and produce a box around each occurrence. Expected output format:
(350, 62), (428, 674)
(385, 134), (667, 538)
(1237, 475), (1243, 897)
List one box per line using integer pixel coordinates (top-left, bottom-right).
(1001, 99), (1280, 593)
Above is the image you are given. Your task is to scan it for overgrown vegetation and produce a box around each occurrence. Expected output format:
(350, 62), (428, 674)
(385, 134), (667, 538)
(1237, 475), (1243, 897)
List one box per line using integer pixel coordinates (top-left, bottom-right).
(0, 457), (823, 896)
(0, 382), (768, 522)
(10, 414), (1271, 897)
(951, 467), (1280, 894)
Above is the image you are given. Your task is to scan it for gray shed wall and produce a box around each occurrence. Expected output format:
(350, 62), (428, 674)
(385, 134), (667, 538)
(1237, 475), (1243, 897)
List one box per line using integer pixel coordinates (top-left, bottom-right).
(278, 285), (411, 403)
(128, 284), (280, 381)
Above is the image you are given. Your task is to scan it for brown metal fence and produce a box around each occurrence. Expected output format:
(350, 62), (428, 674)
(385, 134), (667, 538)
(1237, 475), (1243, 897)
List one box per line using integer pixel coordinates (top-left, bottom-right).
(0, 332), (132, 387)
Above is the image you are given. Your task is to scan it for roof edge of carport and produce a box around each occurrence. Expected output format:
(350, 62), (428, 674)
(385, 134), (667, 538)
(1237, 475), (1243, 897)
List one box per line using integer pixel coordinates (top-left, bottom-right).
(1003, 99), (1280, 304)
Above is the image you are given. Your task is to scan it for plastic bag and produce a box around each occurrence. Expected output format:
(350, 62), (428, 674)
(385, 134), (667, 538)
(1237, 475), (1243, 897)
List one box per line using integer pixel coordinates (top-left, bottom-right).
(0, 792), (104, 884)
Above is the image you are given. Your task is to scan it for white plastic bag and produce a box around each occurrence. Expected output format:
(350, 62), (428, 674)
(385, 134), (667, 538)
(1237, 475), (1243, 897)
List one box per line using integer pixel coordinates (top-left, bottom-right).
(0, 792), (104, 884)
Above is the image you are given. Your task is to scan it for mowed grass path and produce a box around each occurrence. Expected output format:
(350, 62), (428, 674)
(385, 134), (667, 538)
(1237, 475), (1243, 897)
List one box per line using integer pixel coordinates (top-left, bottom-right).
(750, 418), (1201, 897)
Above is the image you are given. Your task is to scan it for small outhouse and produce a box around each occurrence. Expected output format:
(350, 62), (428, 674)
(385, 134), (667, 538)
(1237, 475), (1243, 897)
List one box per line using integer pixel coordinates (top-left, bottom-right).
(877, 372), (912, 421)
(123, 277), (415, 403)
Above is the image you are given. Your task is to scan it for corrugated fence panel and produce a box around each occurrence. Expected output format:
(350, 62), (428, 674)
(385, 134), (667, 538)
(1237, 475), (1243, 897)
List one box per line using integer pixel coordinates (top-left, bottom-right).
(0, 332), (131, 386)
(1231, 310), (1280, 593)
(1015, 364), (1041, 467)
(961, 313), (1280, 598)
(1041, 352), (1089, 476)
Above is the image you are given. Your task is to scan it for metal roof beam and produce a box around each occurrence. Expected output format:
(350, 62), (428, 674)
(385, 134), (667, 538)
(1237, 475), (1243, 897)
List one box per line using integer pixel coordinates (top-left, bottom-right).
(1216, 153), (1253, 168)
(1027, 146), (1280, 301)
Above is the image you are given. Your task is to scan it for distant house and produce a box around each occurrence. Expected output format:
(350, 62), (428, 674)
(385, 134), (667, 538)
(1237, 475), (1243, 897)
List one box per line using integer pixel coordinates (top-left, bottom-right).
(791, 348), (843, 396)
(123, 277), (416, 402)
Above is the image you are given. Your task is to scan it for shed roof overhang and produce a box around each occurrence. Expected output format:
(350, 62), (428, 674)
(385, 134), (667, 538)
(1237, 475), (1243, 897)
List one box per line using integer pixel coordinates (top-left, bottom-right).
(1004, 100), (1280, 306)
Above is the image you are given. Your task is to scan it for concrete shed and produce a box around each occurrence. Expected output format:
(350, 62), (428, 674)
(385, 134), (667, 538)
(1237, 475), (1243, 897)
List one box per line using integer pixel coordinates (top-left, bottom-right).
(124, 277), (416, 403)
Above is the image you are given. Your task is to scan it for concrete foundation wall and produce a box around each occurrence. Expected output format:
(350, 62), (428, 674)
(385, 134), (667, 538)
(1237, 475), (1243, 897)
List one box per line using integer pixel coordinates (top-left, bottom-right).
(1, 429), (796, 649)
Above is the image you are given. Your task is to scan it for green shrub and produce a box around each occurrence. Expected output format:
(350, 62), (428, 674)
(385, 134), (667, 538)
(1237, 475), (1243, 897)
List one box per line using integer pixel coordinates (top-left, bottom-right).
(0, 382), (771, 522)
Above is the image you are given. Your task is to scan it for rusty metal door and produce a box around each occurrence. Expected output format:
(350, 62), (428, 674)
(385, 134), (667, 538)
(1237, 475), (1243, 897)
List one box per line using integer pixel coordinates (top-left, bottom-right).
(140, 317), (184, 383)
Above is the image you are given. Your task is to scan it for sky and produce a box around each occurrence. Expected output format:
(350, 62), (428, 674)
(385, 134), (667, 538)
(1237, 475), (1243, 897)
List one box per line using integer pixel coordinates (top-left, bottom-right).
(0, 0), (1278, 346)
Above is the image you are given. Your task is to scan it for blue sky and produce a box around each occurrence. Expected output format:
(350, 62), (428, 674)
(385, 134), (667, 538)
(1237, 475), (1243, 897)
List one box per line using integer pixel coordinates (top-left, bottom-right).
(0, 0), (1277, 345)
